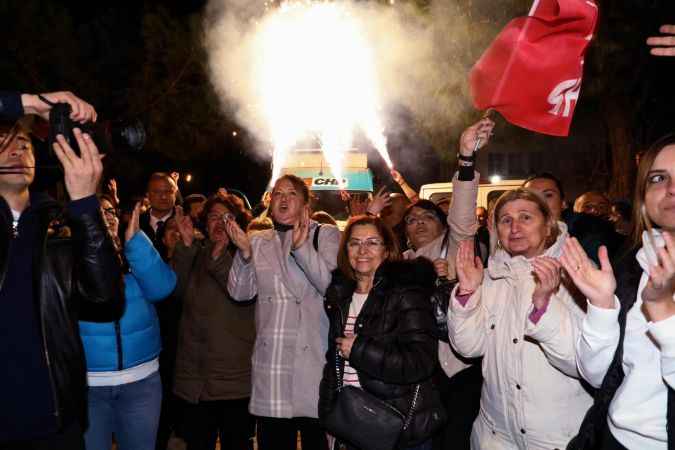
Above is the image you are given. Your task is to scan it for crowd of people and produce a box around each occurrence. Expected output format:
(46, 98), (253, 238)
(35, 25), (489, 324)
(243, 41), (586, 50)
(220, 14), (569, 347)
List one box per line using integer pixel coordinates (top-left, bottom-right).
(0, 26), (674, 450)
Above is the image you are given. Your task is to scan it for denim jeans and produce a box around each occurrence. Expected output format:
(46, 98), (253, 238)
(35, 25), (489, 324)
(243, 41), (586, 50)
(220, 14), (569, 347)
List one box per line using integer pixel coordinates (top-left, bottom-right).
(84, 371), (162, 450)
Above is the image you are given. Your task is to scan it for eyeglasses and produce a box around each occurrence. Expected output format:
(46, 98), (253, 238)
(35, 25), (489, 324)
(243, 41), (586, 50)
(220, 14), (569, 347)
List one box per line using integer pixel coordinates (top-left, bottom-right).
(207, 212), (235, 222)
(101, 207), (117, 217)
(404, 212), (439, 226)
(347, 238), (385, 251)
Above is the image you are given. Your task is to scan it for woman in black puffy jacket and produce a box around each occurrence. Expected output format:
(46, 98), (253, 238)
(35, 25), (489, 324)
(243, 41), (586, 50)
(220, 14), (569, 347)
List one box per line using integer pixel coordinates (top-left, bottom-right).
(319, 215), (446, 450)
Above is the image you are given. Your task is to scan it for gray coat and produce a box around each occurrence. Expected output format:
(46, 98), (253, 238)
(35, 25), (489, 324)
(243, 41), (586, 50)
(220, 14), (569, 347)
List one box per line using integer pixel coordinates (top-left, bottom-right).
(228, 221), (340, 418)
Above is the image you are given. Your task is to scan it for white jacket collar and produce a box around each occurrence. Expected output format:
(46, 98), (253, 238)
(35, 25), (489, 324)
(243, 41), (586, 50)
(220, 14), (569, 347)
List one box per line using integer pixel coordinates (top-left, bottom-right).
(488, 221), (568, 280)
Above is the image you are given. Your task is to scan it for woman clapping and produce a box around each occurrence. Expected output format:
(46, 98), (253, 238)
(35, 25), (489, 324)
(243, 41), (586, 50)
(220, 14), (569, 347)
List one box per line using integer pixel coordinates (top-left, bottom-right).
(227, 175), (341, 450)
(449, 188), (592, 450)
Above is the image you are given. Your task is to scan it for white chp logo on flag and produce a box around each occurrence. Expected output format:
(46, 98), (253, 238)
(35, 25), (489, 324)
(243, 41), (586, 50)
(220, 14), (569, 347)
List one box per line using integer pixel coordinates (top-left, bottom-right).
(547, 78), (581, 118)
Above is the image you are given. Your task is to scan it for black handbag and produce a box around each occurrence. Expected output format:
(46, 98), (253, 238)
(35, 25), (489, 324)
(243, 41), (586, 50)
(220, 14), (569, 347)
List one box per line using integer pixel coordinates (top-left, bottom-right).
(429, 229), (456, 343)
(323, 349), (420, 450)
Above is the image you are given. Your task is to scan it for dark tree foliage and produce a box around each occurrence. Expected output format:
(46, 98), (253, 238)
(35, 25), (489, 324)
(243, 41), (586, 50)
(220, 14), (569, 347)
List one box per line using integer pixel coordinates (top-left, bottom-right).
(0, 0), (673, 201)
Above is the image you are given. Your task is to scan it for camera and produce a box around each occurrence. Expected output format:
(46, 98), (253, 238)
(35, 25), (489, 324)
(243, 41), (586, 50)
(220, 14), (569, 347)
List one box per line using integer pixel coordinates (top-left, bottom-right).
(48, 103), (146, 156)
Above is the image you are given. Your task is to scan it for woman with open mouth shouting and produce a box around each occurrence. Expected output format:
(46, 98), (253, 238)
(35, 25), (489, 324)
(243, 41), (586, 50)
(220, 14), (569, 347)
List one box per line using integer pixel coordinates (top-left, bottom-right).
(227, 174), (341, 450)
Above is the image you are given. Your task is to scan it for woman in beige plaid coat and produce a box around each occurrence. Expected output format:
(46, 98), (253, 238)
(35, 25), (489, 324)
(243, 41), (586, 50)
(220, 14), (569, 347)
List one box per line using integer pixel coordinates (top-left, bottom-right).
(226, 174), (341, 450)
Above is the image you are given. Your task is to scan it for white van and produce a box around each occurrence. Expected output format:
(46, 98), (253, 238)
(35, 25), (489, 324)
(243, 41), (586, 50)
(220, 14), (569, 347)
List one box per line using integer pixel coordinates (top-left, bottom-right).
(419, 179), (526, 209)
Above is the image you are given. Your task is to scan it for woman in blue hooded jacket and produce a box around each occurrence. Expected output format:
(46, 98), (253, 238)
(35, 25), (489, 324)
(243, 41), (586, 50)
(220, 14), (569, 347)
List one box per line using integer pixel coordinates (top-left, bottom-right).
(79, 198), (177, 450)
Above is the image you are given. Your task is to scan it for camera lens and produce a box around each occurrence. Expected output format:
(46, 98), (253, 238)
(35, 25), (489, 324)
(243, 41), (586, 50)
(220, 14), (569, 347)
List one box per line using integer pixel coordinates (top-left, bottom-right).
(111, 120), (146, 152)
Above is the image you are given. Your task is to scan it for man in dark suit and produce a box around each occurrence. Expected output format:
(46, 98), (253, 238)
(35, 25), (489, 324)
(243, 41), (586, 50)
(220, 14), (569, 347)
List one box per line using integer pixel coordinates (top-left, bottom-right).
(139, 172), (178, 255)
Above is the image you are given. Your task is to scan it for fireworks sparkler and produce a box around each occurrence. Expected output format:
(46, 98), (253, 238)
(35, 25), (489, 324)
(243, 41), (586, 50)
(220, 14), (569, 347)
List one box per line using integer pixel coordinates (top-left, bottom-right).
(253, 1), (393, 187)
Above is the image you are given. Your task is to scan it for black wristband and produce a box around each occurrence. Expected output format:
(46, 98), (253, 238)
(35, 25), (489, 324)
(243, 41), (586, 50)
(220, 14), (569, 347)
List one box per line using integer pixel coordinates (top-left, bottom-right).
(458, 166), (475, 181)
(457, 152), (476, 162)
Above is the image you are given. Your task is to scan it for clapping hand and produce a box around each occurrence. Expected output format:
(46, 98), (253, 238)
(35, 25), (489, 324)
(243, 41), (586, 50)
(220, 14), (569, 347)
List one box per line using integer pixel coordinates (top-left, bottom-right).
(174, 206), (195, 247)
(292, 207), (311, 250)
(560, 238), (616, 309)
(531, 256), (562, 310)
(641, 233), (675, 321)
(124, 202), (142, 243)
(107, 178), (120, 206)
(224, 215), (252, 260)
(455, 239), (484, 294)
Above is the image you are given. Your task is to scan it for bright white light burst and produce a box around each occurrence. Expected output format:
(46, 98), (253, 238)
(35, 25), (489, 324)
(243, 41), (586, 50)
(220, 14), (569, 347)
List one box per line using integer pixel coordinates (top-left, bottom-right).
(254, 1), (392, 187)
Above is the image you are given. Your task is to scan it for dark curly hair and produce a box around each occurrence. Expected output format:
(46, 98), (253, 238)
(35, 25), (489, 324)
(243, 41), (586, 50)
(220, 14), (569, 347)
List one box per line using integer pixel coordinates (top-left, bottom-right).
(201, 193), (252, 232)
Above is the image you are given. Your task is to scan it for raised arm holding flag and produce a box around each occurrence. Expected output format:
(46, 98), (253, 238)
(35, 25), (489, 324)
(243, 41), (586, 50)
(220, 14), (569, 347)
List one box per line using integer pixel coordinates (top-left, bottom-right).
(469, 0), (598, 137)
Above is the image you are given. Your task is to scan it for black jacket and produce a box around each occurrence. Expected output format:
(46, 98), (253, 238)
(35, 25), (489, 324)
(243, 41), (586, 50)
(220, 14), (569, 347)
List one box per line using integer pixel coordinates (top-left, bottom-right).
(562, 211), (627, 265)
(319, 258), (447, 448)
(0, 194), (123, 431)
(0, 91), (23, 120)
(567, 249), (675, 450)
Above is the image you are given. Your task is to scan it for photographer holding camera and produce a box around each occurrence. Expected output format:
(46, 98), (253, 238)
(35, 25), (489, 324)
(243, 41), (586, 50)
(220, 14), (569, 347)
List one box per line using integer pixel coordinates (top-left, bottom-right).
(0, 94), (122, 449)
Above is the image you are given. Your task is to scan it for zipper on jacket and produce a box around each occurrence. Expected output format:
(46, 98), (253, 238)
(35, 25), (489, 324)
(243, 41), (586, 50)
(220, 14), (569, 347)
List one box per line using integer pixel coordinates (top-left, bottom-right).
(36, 210), (61, 425)
(115, 320), (123, 370)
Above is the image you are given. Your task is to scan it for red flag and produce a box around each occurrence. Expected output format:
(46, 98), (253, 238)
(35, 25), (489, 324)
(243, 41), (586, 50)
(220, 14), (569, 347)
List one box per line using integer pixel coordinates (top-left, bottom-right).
(469, 0), (598, 137)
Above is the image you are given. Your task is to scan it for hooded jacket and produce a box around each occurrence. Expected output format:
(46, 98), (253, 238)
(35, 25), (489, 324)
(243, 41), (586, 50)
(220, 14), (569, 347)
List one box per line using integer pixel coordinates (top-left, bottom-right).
(449, 223), (592, 450)
(319, 258), (447, 447)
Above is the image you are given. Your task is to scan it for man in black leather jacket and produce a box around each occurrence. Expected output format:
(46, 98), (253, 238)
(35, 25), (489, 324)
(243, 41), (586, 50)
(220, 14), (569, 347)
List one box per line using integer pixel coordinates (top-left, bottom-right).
(0, 104), (122, 449)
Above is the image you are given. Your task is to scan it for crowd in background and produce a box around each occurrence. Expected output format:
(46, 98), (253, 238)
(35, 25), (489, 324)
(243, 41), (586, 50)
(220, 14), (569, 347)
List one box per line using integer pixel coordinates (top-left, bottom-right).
(0, 30), (674, 450)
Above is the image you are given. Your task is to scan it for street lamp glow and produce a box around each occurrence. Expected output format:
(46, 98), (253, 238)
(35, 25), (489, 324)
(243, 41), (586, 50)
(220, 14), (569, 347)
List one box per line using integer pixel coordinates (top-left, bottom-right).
(490, 175), (502, 183)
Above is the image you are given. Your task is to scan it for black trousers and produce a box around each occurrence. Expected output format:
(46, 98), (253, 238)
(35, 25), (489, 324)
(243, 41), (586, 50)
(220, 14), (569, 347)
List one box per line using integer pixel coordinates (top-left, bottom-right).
(155, 296), (184, 450)
(432, 363), (483, 450)
(0, 422), (84, 450)
(256, 416), (328, 450)
(182, 398), (255, 450)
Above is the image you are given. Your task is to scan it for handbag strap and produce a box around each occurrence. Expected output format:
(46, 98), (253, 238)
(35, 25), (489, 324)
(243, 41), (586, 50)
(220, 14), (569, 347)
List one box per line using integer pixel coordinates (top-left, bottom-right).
(335, 349), (420, 430)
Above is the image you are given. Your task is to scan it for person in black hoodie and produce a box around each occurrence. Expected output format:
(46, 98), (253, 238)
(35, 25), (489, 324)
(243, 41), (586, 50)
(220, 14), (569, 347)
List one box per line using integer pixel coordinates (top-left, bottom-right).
(0, 113), (122, 449)
(319, 215), (446, 450)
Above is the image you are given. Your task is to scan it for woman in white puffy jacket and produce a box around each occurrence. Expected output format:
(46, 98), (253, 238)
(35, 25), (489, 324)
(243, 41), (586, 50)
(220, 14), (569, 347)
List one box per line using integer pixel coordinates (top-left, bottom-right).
(449, 188), (592, 450)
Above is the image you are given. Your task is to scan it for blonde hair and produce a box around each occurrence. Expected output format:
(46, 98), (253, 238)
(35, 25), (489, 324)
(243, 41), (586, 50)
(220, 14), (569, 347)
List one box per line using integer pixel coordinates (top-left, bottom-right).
(631, 134), (675, 248)
(492, 188), (560, 254)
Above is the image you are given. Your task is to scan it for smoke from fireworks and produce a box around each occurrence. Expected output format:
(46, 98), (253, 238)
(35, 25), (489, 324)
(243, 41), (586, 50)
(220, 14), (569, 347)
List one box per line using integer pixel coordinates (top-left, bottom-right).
(204, 0), (494, 182)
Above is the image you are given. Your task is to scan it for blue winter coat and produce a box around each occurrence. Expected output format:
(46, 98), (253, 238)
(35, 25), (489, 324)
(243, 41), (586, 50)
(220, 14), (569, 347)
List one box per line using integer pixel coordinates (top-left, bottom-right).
(79, 231), (177, 371)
